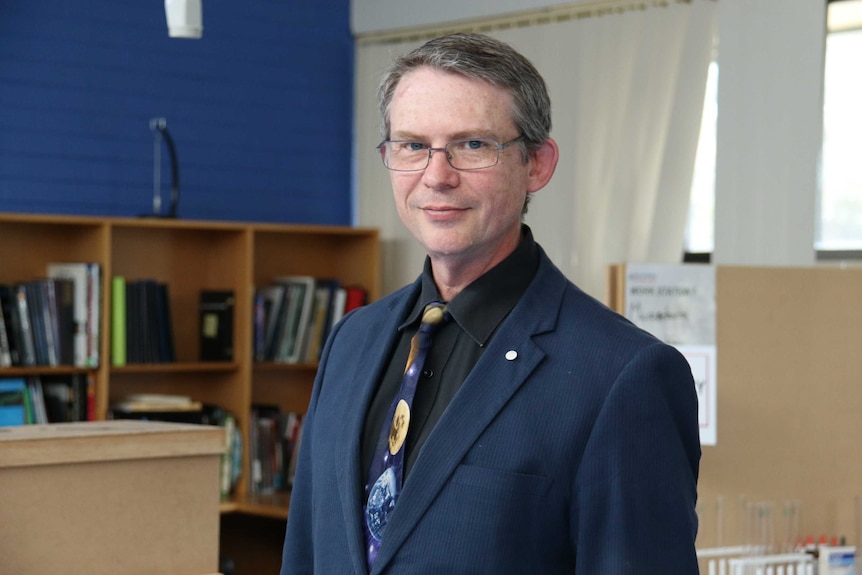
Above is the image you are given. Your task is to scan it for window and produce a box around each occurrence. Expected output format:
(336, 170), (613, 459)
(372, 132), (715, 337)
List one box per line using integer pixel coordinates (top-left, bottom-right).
(685, 1), (862, 260)
(684, 60), (718, 257)
(819, 0), (862, 253)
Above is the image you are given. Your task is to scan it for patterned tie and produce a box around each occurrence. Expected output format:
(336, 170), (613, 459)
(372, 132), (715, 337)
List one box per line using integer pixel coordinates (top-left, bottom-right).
(363, 302), (450, 568)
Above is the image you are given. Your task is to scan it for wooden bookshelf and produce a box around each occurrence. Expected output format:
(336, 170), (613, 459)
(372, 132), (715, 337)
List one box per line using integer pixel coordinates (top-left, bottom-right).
(0, 212), (380, 570)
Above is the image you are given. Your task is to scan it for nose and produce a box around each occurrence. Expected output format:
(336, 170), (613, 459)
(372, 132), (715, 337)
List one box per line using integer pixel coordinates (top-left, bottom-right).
(422, 147), (459, 188)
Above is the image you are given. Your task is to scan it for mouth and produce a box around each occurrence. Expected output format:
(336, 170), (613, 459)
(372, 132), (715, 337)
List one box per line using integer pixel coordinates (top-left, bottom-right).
(423, 206), (465, 220)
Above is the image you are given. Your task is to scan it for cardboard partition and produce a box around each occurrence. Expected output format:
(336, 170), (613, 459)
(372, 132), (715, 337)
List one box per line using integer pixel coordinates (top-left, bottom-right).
(608, 264), (862, 549)
(0, 420), (225, 575)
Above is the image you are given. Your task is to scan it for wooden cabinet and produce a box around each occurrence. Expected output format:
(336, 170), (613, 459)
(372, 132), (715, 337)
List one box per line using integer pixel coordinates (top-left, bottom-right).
(0, 213), (380, 571)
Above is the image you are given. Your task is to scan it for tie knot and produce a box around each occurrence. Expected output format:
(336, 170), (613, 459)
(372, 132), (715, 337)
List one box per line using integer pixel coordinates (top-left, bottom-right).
(421, 302), (448, 326)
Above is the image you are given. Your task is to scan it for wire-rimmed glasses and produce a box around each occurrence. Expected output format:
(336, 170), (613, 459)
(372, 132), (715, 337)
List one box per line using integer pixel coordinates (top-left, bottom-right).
(377, 136), (524, 171)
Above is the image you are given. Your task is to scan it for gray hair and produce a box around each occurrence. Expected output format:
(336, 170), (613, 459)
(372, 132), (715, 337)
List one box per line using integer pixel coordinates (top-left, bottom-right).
(377, 33), (553, 156)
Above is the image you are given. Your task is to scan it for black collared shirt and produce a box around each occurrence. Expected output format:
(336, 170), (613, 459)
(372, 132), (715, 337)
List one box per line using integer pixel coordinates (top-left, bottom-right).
(361, 225), (540, 484)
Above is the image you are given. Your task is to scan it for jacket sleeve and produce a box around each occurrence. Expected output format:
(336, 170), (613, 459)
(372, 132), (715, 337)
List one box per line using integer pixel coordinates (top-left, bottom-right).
(571, 342), (701, 574)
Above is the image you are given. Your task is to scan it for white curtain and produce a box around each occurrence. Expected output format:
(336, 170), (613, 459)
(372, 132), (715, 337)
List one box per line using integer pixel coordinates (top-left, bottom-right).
(354, 0), (717, 300)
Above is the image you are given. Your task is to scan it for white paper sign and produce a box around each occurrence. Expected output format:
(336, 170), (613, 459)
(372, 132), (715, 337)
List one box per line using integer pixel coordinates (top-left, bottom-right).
(624, 264), (716, 346)
(624, 264), (718, 445)
(677, 345), (717, 445)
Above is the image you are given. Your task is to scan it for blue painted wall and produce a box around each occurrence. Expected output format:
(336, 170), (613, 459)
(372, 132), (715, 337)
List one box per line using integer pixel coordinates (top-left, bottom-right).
(0, 1), (353, 224)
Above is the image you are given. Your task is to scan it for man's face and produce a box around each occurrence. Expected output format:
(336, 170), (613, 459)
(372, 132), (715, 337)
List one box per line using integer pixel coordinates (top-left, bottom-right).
(386, 67), (537, 272)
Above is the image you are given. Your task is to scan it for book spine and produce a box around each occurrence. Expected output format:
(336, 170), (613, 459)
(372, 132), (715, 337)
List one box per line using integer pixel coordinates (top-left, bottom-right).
(87, 263), (101, 368)
(14, 285), (37, 366)
(0, 300), (12, 367)
(111, 276), (127, 367)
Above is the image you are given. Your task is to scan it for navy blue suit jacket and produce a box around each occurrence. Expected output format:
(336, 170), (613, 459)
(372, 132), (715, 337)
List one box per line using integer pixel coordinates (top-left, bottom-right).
(281, 247), (700, 574)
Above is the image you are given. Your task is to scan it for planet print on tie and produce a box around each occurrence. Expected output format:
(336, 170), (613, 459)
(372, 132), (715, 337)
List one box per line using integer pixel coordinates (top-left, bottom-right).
(366, 467), (398, 541)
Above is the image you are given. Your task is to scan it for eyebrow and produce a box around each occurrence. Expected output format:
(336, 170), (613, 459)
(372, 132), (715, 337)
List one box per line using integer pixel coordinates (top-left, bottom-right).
(388, 130), (500, 142)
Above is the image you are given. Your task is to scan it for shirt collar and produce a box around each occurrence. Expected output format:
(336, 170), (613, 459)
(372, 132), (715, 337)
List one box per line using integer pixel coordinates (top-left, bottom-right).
(402, 225), (540, 346)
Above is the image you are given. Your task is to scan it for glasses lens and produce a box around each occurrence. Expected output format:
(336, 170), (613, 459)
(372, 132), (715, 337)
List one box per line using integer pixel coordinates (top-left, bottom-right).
(447, 139), (498, 170)
(382, 142), (428, 171)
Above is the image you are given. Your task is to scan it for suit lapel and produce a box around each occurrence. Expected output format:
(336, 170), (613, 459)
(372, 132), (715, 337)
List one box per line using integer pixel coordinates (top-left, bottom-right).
(371, 256), (567, 573)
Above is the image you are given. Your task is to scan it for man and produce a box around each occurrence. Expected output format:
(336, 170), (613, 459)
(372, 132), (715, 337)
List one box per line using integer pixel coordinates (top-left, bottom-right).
(281, 33), (700, 574)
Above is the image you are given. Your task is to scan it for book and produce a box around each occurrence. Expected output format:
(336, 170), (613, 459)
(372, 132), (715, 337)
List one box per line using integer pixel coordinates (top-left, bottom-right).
(38, 279), (61, 366)
(199, 289), (235, 361)
(0, 378), (28, 427)
(26, 377), (49, 424)
(248, 405), (304, 494)
(344, 285), (368, 314)
(252, 289), (266, 361)
(273, 276), (316, 363)
(23, 281), (50, 366)
(0, 294), (11, 367)
(52, 277), (76, 365)
(220, 412), (241, 499)
(14, 284), (38, 366)
(155, 281), (175, 363)
(259, 283), (287, 361)
(125, 280), (142, 363)
(0, 285), (23, 366)
(249, 404), (281, 494)
(329, 287), (348, 332)
(111, 276), (126, 366)
(303, 279), (339, 363)
(112, 393), (203, 413)
(41, 374), (91, 422)
(281, 411), (304, 489)
(86, 263), (101, 367)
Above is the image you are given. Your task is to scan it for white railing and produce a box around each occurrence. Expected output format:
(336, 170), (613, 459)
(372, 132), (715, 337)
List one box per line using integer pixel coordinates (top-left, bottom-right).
(697, 547), (814, 575)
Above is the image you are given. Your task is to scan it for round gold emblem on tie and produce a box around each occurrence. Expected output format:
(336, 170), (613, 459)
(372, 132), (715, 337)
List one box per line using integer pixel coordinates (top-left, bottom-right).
(388, 399), (411, 455)
(423, 305), (445, 324)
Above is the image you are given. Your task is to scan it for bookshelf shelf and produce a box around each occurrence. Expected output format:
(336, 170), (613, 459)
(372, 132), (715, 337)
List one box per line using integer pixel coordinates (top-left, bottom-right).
(110, 361), (240, 374)
(0, 212), (380, 570)
(0, 366), (94, 376)
(216, 495), (287, 515)
(252, 361), (319, 373)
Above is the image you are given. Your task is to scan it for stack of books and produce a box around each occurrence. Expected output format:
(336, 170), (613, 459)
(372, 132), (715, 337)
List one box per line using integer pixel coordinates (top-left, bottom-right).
(0, 262), (101, 368)
(253, 276), (367, 364)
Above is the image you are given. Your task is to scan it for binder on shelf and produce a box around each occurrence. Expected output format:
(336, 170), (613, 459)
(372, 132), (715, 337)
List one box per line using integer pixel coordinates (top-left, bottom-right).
(115, 279), (174, 365)
(199, 289), (235, 362)
(0, 378), (27, 427)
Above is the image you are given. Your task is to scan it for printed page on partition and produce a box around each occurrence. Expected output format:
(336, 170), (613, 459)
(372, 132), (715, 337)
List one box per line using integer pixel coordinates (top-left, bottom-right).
(623, 264), (717, 445)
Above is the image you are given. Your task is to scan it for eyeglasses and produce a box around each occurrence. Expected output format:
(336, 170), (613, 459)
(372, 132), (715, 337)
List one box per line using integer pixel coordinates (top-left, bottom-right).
(377, 136), (524, 171)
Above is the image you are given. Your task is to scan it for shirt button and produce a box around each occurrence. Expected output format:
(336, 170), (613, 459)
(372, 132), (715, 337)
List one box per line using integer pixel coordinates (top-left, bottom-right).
(422, 368), (433, 378)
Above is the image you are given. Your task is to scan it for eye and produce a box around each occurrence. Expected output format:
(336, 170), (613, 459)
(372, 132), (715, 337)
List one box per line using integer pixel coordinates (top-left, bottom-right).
(404, 142), (426, 152)
(464, 139), (488, 150)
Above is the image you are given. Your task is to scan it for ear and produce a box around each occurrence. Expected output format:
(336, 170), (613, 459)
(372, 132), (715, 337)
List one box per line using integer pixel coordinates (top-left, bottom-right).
(526, 137), (559, 194)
